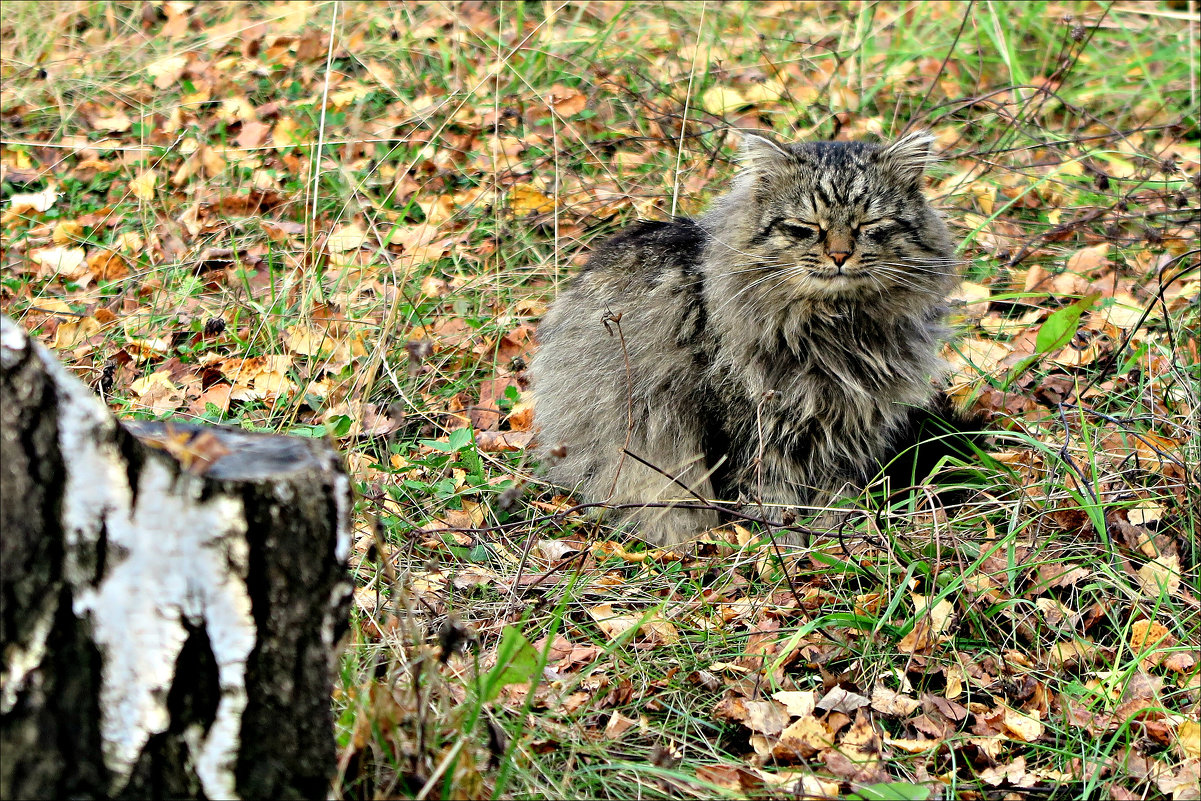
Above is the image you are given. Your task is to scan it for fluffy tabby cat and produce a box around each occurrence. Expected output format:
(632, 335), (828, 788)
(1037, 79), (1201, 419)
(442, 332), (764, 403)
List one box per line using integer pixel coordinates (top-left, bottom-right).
(530, 130), (971, 545)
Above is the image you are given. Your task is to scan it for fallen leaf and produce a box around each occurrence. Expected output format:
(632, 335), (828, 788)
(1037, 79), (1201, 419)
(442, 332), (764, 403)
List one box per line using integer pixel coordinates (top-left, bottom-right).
(475, 430), (535, 452)
(1177, 720), (1201, 761)
(547, 84), (587, 116)
(509, 184), (557, 215)
(776, 715), (834, 758)
(1136, 555), (1181, 599)
(703, 86), (750, 114)
(773, 690), (817, 718)
(1066, 243), (1110, 275)
(327, 223), (367, 253)
(32, 246), (88, 279)
(870, 685), (921, 717)
(587, 604), (641, 642)
(5, 186), (58, 215)
(816, 686), (870, 714)
(1000, 705), (1044, 742)
(1157, 759), (1200, 800)
(51, 316), (101, 350)
(1130, 620), (1174, 666)
(129, 169), (158, 201)
(91, 109), (133, 132)
(1127, 501), (1164, 527)
(743, 700), (790, 736)
(146, 54), (188, 89)
(603, 711), (637, 739)
(87, 250), (130, 281)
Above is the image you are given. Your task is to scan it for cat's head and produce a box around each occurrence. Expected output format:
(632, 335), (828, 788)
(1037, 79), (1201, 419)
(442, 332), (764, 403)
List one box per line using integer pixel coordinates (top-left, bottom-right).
(713, 131), (958, 301)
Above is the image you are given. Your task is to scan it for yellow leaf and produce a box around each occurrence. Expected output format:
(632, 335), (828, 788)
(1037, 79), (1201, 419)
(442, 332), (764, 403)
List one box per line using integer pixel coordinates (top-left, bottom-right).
(115, 231), (145, 252)
(328, 83), (373, 109)
(91, 109), (132, 132)
(639, 616), (680, 645)
(130, 170), (158, 201)
(951, 281), (991, 306)
(326, 224), (366, 253)
(587, 604), (641, 642)
(272, 117), (307, 150)
(547, 85), (587, 116)
(285, 324), (332, 356)
(1127, 501), (1164, 527)
(52, 220), (83, 245)
(1136, 556), (1181, 599)
(32, 246), (87, 278)
(418, 193), (456, 224)
(1177, 719), (1201, 761)
(146, 55), (188, 89)
(742, 79), (786, 104)
(773, 690), (817, 718)
(777, 715), (834, 755)
(51, 316), (101, 350)
(949, 337), (1012, 375)
(508, 184), (557, 215)
(1130, 619), (1174, 658)
(702, 85), (749, 114)
(1000, 705), (1044, 742)
(130, 370), (179, 397)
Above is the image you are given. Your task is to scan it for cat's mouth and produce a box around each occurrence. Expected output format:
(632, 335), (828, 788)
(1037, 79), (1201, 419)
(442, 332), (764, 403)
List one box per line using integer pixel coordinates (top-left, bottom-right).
(805, 268), (871, 288)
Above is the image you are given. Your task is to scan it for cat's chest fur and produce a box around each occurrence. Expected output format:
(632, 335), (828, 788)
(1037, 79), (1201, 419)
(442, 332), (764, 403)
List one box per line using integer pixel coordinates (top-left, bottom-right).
(702, 294), (940, 481)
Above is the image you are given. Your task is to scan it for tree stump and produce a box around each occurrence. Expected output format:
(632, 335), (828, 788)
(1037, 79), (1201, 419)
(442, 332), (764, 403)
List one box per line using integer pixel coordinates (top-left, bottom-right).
(1, 316), (353, 799)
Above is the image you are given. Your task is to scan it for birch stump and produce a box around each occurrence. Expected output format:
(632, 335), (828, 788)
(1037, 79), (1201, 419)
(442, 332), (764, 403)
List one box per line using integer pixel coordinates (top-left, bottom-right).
(0, 316), (353, 799)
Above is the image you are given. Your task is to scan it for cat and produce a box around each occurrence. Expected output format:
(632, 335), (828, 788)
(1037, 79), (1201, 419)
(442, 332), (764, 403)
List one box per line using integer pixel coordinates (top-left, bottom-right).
(529, 130), (973, 546)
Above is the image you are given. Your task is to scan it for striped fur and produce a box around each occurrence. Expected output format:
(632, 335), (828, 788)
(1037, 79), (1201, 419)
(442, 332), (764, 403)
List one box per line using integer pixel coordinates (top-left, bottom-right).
(530, 132), (960, 545)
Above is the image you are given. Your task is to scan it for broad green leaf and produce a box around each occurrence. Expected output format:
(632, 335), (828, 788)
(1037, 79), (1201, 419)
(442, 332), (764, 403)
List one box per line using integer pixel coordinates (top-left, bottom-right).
(849, 783), (933, 800)
(481, 626), (539, 702)
(1035, 293), (1098, 354)
(448, 426), (473, 451)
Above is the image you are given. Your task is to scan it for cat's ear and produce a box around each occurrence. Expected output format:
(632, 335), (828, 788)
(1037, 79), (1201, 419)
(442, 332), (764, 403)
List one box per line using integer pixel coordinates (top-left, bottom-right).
(877, 130), (938, 183)
(738, 132), (792, 179)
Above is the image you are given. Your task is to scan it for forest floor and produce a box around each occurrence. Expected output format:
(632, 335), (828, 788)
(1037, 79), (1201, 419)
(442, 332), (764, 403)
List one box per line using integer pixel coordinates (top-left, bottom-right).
(2, 2), (1199, 799)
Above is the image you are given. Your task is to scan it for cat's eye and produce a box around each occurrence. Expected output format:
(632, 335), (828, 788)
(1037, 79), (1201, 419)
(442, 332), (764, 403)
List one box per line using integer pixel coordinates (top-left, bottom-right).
(855, 218), (892, 230)
(777, 221), (818, 239)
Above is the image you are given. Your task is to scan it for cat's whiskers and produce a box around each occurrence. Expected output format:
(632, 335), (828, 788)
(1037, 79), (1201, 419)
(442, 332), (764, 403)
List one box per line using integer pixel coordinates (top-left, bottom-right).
(717, 261), (826, 311)
(871, 267), (942, 292)
(872, 261), (961, 279)
(869, 261), (960, 277)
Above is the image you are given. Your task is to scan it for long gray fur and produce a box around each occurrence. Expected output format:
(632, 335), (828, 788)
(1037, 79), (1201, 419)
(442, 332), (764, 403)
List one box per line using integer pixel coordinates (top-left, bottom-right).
(529, 131), (960, 545)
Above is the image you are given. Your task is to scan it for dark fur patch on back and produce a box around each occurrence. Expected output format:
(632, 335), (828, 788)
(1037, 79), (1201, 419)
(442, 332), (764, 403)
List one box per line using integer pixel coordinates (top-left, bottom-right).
(582, 218), (707, 278)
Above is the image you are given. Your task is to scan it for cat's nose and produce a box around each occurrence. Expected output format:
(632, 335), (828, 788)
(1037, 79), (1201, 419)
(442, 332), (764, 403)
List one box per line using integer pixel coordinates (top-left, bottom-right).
(828, 250), (852, 267)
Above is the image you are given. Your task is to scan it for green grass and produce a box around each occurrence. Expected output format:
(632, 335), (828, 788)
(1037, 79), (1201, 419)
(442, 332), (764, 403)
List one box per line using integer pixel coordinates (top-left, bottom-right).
(2, 1), (1199, 799)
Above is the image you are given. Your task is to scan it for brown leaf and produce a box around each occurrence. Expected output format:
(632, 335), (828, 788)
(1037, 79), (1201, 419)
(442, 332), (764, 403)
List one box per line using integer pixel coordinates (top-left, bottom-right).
(775, 715), (834, 758)
(694, 765), (762, 793)
(870, 685), (921, 717)
(548, 84), (587, 117)
(1157, 759), (1200, 800)
(1130, 621), (1174, 666)
(1066, 243), (1110, 275)
(475, 430), (534, 452)
(189, 384), (234, 416)
(87, 250), (130, 281)
(816, 686), (870, 714)
(470, 376), (519, 430)
(742, 700), (789, 736)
